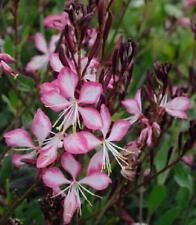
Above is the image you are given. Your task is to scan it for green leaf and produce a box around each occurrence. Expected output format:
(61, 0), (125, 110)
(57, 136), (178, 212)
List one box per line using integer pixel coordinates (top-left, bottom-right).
(147, 184), (167, 215)
(174, 163), (193, 194)
(155, 134), (171, 184)
(156, 207), (180, 225)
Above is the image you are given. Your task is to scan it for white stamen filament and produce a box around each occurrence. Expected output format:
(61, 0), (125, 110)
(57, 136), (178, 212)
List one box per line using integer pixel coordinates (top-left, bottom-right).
(52, 181), (101, 209)
(101, 140), (128, 175)
(14, 147), (33, 151)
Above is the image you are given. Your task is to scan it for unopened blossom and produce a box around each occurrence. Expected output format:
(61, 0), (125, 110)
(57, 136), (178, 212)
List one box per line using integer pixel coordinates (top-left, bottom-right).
(0, 53), (18, 78)
(4, 109), (62, 168)
(138, 118), (160, 147)
(26, 33), (59, 72)
(159, 95), (191, 119)
(63, 104), (130, 175)
(41, 68), (103, 131)
(42, 152), (111, 224)
(122, 89), (142, 124)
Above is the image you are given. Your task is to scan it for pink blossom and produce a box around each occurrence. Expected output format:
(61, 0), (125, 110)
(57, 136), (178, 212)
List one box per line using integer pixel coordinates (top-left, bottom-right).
(160, 95), (191, 119)
(49, 53), (99, 82)
(12, 152), (36, 168)
(44, 12), (71, 31)
(41, 68), (103, 131)
(4, 109), (62, 168)
(0, 53), (18, 78)
(122, 89), (142, 124)
(26, 33), (59, 72)
(184, 0), (196, 8)
(177, 17), (191, 27)
(182, 154), (194, 166)
(42, 152), (111, 224)
(63, 104), (130, 175)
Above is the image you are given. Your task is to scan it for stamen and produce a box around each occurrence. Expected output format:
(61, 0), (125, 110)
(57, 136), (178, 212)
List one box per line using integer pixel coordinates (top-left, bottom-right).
(51, 184), (72, 198)
(78, 183), (101, 199)
(14, 147), (33, 151)
(77, 185), (92, 206)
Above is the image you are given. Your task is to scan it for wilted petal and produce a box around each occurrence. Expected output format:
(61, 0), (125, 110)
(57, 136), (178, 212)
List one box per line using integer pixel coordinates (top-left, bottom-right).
(79, 107), (103, 130)
(58, 68), (78, 99)
(63, 132), (88, 154)
(79, 172), (111, 190)
(26, 55), (48, 72)
(36, 145), (58, 168)
(108, 120), (130, 142)
(4, 128), (34, 148)
(49, 53), (63, 72)
(0, 53), (16, 63)
(100, 104), (111, 137)
(61, 152), (81, 179)
(42, 167), (70, 188)
(0, 61), (17, 77)
(63, 189), (80, 224)
(87, 151), (103, 175)
(79, 82), (102, 104)
(41, 90), (70, 112)
(32, 109), (52, 144)
(34, 33), (48, 53)
(12, 152), (35, 168)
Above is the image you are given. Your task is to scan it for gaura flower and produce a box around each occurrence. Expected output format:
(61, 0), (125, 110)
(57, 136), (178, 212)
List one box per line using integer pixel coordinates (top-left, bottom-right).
(0, 53), (18, 78)
(49, 53), (99, 82)
(26, 33), (59, 72)
(4, 109), (62, 168)
(63, 104), (130, 175)
(41, 68), (103, 131)
(42, 152), (111, 224)
(184, 0), (196, 8)
(44, 12), (71, 31)
(159, 95), (191, 119)
(122, 89), (142, 124)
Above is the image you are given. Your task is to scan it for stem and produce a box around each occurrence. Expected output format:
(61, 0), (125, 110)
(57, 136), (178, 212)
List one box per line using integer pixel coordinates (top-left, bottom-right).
(129, 153), (185, 194)
(12, 0), (20, 67)
(0, 182), (38, 225)
(107, 0), (132, 52)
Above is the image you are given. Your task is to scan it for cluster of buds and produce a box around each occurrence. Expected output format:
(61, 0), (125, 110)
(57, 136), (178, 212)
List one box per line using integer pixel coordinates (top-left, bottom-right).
(3, 1), (192, 224)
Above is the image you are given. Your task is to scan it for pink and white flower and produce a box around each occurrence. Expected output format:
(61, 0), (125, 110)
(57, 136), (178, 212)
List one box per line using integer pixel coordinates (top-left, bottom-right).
(63, 104), (130, 175)
(159, 95), (191, 119)
(184, 0), (196, 8)
(44, 12), (71, 31)
(4, 109), (62, 168)
(26, 33), (59, 72)
(0, 53), (18, 78)
(42, 152), (111, 224)
(41, 68), (103, 131)
(122, 89), (142, 124)
(49, 53), (99, 82)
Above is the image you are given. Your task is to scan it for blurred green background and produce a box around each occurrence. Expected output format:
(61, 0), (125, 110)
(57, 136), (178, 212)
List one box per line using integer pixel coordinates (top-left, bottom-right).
(0, 0), (195, 224)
